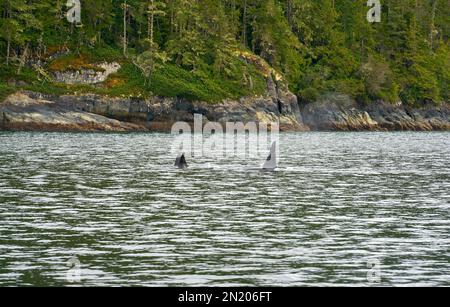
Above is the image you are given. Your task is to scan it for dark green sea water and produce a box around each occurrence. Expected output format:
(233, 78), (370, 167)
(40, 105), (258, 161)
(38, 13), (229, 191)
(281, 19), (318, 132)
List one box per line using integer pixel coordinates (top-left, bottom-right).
(0, 132), (448, 286)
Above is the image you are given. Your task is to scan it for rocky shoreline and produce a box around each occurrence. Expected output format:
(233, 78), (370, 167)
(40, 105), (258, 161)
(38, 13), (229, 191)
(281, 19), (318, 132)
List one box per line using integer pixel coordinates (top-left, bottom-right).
(1, 89), (449, 132)
(301, 94), (450, 131)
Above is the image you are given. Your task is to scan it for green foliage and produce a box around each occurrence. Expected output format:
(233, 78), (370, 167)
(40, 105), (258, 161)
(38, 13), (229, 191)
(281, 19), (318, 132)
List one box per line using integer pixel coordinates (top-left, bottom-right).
(0, 50), (266, 103)
(433, 45), (450, 102)
(0, 0), (448, 105)
(147, 62), (266, 101)
(400, 61), (441, 105)
(0, 83), (15, 101)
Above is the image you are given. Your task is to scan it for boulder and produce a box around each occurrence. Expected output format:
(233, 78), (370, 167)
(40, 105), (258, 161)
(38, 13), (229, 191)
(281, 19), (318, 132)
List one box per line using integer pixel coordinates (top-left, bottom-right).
(52, 62), (121, 85)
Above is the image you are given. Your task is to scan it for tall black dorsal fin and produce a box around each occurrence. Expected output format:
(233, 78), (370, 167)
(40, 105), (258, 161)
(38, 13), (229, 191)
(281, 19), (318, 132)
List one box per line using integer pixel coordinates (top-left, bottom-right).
(262, 142), (277, 171)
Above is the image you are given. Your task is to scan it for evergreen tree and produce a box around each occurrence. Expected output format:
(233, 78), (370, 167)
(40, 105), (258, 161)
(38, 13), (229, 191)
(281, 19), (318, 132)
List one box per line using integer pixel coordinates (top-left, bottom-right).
(0, 0), (448, 105)
(0, 0), (41, 65)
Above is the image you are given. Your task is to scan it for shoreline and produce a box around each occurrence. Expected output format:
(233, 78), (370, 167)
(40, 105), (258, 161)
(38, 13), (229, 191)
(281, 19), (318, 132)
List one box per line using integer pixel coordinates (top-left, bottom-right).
(1, 91), (449, 133)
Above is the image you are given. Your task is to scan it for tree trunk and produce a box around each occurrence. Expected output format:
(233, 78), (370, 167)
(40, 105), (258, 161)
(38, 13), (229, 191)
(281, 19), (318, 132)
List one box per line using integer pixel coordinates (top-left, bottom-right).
(429, 0), (437, 52)
(17, 44), (29, 75)
(170, 2), (174, 35)
(6, 35), (11, 66)
(242, 0), (247, 47)
(148, 0), (154, 44)
(286, 0), (293, 26)
(123, 0), (127, 55)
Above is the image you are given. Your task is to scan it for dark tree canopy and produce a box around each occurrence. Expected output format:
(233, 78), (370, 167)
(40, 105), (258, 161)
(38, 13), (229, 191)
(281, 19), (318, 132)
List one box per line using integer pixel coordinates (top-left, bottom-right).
(0, 0), (448, 105)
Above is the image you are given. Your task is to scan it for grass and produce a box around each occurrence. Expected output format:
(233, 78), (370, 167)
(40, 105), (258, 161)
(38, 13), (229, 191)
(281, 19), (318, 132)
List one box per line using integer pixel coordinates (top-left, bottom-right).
(0, 83), (16, 102)
(143, 62), (266, 101)
(47, 54), (105, 72)
(0, 46), (268, 103)
(46, 44), (125, 72)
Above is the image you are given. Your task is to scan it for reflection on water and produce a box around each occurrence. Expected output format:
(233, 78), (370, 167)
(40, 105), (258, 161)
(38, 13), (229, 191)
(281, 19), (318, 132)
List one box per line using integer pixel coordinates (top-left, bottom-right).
(0, 132), (449, 287)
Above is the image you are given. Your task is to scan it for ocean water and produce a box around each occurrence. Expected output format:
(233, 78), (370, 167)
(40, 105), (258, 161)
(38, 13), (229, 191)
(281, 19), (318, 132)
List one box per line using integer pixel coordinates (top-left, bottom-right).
(0, 132), (448, 286)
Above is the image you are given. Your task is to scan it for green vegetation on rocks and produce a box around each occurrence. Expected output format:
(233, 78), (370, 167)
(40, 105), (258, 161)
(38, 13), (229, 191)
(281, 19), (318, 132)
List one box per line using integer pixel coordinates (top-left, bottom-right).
(0, 0), (448, 105)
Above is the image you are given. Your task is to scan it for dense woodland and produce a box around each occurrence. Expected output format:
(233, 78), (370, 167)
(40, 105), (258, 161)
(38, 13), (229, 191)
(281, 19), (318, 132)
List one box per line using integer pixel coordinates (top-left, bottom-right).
(0, 0), (449, 104)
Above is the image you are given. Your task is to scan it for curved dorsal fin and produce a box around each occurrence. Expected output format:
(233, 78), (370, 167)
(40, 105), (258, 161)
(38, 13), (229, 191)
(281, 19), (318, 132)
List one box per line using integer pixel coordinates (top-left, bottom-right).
(262, 142), (277, 170)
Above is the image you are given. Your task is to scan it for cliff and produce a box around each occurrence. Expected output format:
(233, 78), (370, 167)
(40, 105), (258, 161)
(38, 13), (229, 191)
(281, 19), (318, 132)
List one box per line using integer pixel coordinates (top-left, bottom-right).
(1, 89), (448, 132)
(301, 94), (450, 131)
(0, 77), (309, 132)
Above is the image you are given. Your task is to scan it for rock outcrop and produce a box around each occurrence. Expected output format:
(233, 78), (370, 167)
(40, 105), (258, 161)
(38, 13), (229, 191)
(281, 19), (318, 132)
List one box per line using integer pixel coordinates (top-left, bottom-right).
(365, 102), (450, 131)
(1, 91), (448, 132)
(0, 83), (309, 132)
(301, 94), (450, 131)
(52, 62), (121, 85)
(0, 92), (145, 132)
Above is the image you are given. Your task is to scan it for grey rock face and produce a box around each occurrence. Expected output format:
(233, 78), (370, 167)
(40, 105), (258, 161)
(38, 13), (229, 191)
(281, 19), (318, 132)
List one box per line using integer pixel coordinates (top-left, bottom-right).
(0, 85), (310, 132)
(52, 62), (121, 85)
(301, 94), (449, 131)
(2, 90), (448, 132)
(0, 92), (146, 132)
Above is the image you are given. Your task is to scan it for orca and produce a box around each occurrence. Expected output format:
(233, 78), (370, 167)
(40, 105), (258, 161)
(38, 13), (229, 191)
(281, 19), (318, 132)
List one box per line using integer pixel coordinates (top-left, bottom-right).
(175, 153), (188, 169)
(262, 141), (278, 171)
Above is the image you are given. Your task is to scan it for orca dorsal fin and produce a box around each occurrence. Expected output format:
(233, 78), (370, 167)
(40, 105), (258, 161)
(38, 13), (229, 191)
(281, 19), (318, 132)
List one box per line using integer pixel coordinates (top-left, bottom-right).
(175, 153), (188, 169)
(262, 142), (277, 171)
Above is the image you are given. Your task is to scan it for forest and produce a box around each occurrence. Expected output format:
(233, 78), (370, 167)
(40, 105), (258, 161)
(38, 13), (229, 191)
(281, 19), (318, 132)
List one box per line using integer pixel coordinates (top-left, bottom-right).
(0, 0), (449, 105)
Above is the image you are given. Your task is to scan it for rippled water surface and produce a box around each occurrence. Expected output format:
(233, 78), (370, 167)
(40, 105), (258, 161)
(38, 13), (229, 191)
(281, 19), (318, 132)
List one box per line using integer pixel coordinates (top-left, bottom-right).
(0, 132), (449, 287)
